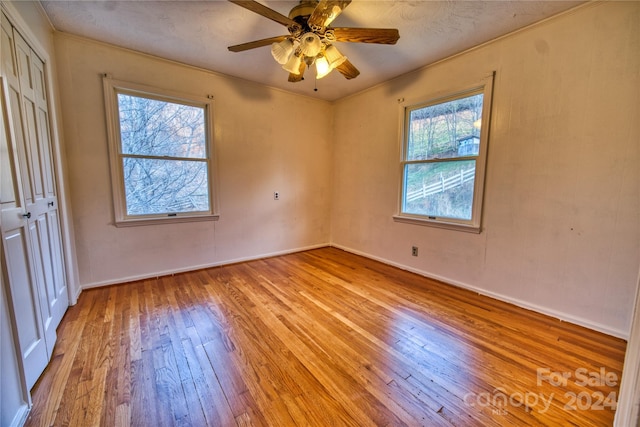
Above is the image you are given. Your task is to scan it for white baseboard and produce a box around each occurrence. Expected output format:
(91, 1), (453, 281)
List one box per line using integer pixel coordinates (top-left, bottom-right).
(80, 243), (330, 290)
(330, 243), (628, 340)
(12, 404), (29, 427)
(71, 286), (82, 306)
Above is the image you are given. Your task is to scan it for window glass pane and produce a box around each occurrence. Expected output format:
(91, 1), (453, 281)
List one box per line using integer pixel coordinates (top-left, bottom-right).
(407, 93), (483, 161)
(118, 93), (206, 159)
(403, 160), (476, 220)
(123, 157), (209, 215)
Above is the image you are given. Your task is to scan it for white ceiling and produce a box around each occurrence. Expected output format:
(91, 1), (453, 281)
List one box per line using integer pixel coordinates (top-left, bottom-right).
(40, 0), (583, 101)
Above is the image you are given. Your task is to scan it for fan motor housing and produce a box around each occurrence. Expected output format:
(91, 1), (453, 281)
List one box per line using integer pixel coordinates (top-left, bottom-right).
(288, 0), (318, 23)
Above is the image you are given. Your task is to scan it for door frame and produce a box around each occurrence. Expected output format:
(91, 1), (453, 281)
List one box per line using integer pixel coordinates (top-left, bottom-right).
(614, 268), (640, 426)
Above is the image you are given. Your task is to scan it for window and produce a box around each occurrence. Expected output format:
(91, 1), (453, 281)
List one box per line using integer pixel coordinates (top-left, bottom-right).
(395, 74), (494, 232)
(103, 77), (218, 226)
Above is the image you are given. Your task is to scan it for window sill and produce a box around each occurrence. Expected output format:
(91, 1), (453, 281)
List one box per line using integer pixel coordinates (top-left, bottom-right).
(114, 213), (219, 227)
(392, 214), (481, 234)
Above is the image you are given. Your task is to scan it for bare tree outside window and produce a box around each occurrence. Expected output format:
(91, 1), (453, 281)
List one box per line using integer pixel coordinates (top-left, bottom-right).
(117, 94), (210, 216)
(103, 77), (217, 226)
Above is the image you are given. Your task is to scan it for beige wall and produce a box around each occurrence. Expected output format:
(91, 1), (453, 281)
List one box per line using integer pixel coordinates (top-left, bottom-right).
(54, 34), (333, 288)
(331, 1), (640, 337)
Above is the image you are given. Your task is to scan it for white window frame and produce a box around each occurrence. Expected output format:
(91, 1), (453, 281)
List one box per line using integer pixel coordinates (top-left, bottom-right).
(394, 72), (495, 233)
(103, 76), (219, 227)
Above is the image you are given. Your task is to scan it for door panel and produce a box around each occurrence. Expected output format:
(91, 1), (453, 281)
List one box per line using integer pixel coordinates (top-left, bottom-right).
(0, 16), (16, 79)
(22, 97), (44, 201)
(32, 56), (55, 199)
(2, 227), (48, 389)
(28, 215), (56, 356)
(47, 209), (67, 326)
(5, 73), (32, 206)
(37, 107), (54, 199)
(16, 32), (45, 205)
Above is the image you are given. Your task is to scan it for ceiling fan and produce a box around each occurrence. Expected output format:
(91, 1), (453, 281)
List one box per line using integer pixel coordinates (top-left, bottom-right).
(227, 0), (400, 82)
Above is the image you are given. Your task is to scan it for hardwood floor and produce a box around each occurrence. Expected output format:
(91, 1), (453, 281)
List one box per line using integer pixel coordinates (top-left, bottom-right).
(24, 247), (625, 426)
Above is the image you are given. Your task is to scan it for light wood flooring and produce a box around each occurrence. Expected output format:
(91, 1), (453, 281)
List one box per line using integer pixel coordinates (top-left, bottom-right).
(25, 247), (626, 426)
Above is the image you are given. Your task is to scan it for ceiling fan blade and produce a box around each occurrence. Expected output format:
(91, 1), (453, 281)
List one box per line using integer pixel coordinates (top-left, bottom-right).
(288, 61), (306, 82)
(228, 35), (288, 52)
(228, 0), (299, 28)
(336, 59), (360, 80)
(332, 27), (400, 44)
(308, 0), (351, 29)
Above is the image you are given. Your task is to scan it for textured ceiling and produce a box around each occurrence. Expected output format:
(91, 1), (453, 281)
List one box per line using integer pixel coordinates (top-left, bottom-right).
(40, 0), (583, 101)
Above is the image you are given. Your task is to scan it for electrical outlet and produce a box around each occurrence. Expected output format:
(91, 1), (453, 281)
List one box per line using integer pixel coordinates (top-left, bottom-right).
(412, 246), (418, 257)
(274, 191), (279, 200)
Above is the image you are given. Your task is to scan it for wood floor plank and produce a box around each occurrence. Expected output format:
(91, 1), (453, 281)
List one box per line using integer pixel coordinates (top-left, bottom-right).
(25, 247), (625, 426)
(128, 285), (142, 362)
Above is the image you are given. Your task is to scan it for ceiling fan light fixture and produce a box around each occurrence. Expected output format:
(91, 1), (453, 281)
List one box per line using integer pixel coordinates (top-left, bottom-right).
(271, 38), (295, 64)
(227, 0), (399, 84)
(315, 55), (331, 79)
(299, 32), (322, 57)
(282, 52), (303, 74)
(324, 44), (347, 69)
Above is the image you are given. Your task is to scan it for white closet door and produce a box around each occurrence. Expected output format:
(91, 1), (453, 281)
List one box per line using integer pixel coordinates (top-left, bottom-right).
(31, 45), (68, 329)
(14, 30), (67, 346)
(0, 12), (68, 389)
